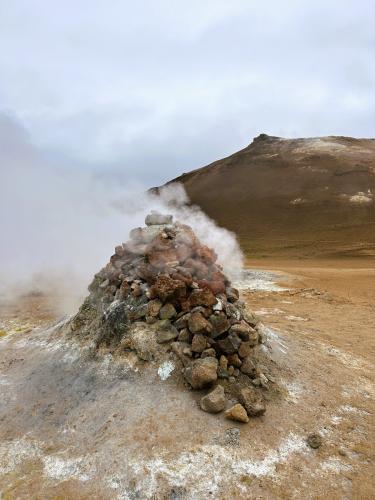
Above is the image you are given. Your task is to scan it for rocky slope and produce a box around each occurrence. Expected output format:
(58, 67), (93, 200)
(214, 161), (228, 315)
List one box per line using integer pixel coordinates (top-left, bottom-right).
(157, 134), (375, 257)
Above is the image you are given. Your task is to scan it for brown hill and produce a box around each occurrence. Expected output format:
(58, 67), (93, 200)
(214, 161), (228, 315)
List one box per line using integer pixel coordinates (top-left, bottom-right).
(158, 134), (375, 258)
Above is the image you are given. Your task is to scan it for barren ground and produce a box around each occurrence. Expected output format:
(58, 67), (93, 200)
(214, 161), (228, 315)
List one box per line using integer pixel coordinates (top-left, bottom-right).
(0, 259), (374, 499)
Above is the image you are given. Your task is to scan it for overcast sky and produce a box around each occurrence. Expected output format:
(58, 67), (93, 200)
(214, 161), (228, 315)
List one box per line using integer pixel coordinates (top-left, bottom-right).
(1, 0), (374, 185)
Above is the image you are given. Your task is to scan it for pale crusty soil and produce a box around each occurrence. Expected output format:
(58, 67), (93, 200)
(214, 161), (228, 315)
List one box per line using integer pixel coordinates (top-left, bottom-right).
(0, 259), (374, 499)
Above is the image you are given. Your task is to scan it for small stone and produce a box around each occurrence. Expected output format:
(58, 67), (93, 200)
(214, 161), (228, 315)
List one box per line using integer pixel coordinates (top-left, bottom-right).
(159, 303), (177, 320)
(209, 312), (231, 338)
(145, 212), (173, 226)
(178, 328), (191, 343)
(219, 355), (228, 370)
(240, 356), (258, 377)
(201, 348), (216, 358)
(307, 433), (322, 449)
(128, 303), (148, 320)
(146, 315), (157, 324)
(226, 287), (239, 302)
(188, 312), (213, 335)
(150, 275), (186, 303)
(238, 342), (253, 359)
(182, 346), (193, 357)
(200, 385), (226, 413)
(217, 367), (229, 379)
(229, 322), (255, 341)
(147, 299), (162, 317)
(227, 353), (242, 368)
(233, 368), (239, 377)
(224, 404), (249, 423)
(238, 387), (266, 417)
(131, 283), (142, 297)
(212, 298), (224, 312)
(156, 321), (179, 343)
(228, 365), (234, 376)
(184, 357), (218, 389)
(174, 313), (190, 330)
(228, 376), (236, 383)
(191, 334), (207, 353)
(189, 289), (217, 308)
(217, 333), (241, 354)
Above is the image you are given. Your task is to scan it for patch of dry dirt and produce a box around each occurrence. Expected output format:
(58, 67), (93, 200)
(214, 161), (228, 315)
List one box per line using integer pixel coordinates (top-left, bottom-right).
(0, 259), (374, 499)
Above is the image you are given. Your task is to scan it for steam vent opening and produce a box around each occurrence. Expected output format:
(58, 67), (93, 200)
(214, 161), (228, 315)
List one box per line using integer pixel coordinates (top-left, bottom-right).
(70, 211), (269, 421)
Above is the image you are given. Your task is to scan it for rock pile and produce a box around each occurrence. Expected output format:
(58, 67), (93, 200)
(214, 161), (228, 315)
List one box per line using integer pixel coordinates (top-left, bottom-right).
(71, 211), (267, 422)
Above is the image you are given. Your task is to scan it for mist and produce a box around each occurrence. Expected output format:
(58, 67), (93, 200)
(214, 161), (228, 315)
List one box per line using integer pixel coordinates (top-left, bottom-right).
(0, 113), (243, 314)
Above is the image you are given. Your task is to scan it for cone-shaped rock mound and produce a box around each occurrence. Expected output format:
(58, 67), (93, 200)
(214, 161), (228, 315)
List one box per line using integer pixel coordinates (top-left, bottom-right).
(70, 212), (269, 421)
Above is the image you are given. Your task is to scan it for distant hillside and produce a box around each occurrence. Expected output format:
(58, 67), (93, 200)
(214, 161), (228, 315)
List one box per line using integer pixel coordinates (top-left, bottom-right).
(157, 134), (375, 257)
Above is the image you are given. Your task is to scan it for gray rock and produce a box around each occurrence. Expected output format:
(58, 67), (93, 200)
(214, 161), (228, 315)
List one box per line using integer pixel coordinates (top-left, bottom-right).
(156, 320), (179, 343)
(200, 385), (226, 413)
(217, 332), (241, 354)
(159, 303), (177, 320)
(145, 212), (173, 226)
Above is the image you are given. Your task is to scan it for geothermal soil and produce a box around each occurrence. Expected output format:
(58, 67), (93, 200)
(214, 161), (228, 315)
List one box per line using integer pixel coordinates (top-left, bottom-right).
(0, 259), (374, 499)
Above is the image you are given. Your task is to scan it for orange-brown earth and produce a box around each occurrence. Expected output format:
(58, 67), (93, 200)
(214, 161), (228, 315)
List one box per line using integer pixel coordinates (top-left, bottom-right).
(1, 258), (373, 498)
(156, 134), (375, 258)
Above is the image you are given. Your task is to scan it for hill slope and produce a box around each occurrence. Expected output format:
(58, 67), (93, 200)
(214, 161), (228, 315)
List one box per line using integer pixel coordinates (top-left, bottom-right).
(159, 134), (375, 257)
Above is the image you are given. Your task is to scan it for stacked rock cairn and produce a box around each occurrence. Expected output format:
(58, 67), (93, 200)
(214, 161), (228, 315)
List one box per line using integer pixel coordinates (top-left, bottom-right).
(71, 212), (267, 422)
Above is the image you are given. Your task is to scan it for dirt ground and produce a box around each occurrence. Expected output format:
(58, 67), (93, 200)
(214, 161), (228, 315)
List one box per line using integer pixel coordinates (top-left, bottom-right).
(0, 259), (374, 499)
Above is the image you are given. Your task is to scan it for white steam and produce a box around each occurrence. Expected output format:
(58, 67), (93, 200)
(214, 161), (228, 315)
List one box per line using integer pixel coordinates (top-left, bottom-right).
(0, 113), (243, 314)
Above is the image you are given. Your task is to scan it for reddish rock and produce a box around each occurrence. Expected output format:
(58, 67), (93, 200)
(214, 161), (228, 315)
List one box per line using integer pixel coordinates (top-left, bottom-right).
(150, 275), (186, 303)
(195, 245), (217, 264)
(197, 280), (226, 295)
(189, 289), (217, 308)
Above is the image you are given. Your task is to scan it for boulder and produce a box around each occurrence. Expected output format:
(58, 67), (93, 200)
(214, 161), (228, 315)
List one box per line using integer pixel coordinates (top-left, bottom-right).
(224, 404), (249, 423)
(200, 385), (226, 413)
(184, 357), (218, 389)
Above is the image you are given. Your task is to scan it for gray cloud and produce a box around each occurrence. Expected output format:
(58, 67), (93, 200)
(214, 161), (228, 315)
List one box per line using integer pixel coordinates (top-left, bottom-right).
(0, 0), (374, 185)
